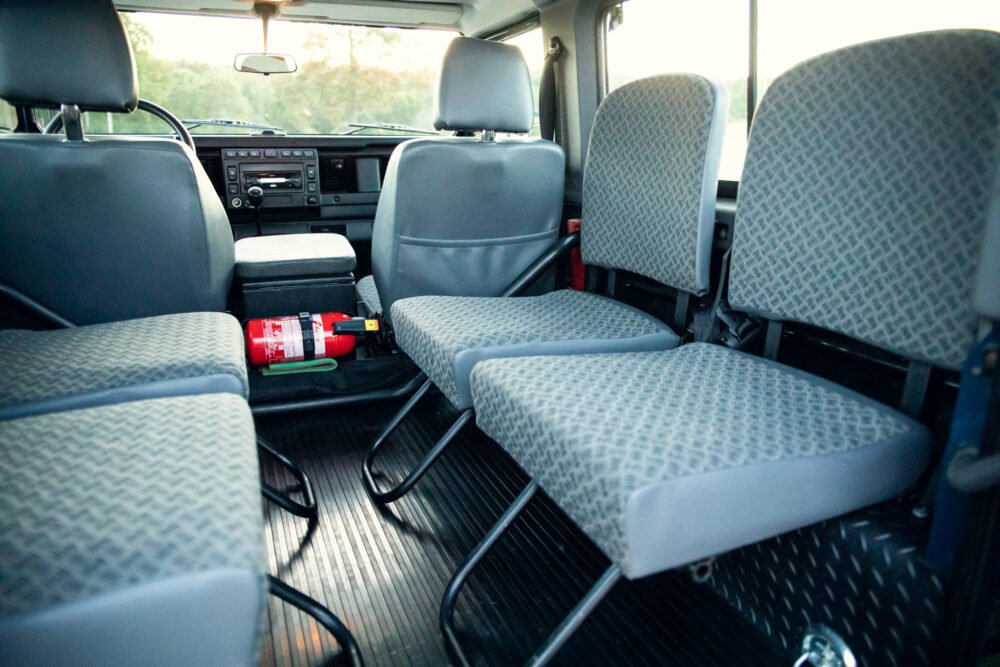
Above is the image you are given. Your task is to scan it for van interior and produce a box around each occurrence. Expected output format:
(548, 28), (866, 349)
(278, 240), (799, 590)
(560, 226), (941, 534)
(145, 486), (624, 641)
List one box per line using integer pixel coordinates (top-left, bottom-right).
(1, 1), (999, 666)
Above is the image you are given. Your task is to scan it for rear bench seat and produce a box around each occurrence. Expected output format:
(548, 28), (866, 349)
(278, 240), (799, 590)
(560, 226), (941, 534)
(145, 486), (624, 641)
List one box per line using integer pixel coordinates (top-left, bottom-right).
(442, 29), (1000, 664)
(0, 312), (247, 420)
(0, 394), (265, 667)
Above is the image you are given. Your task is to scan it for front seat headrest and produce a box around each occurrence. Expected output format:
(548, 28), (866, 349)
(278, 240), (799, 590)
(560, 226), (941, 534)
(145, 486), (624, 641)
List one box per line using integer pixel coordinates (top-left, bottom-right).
(434, 37), (533, 134)
(0, 0), (138, 112)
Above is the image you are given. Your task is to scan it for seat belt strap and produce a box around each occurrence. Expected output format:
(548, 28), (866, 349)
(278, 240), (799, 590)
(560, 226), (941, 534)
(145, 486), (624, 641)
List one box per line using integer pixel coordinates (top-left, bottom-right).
(925, 324), (999, 575)
(539, 37), (564, 142)
(694, 249), (730, 342)
(673, 291), (690, 333)
(900, 359), (932, 418)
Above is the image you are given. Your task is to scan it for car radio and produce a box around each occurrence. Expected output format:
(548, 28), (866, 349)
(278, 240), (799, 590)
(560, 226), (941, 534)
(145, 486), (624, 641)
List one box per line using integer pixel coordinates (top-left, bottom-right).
(221, 148), (321, 209)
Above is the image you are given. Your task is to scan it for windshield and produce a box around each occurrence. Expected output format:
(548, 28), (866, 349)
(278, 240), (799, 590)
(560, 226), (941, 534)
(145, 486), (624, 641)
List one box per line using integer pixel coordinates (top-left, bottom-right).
(65, 12), (458, 135)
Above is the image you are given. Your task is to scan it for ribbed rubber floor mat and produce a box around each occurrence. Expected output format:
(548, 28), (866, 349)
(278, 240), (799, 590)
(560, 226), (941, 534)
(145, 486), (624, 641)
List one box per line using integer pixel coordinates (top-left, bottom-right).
(256, 395), (784, 667)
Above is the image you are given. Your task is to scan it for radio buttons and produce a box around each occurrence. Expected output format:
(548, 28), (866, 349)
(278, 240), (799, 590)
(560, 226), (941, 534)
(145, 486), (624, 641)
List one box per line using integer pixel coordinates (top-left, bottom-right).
(249, 150), (261, 158)
(224, 149), (237, 158)
(228, 184), (239, 195)
(307, 182), (317, 193)
(306, 195), (319, 205)
(231, 197), (243, 208)
(237, 150), (249, 158)
(306, 166), (316, 179)
(264, 149), (277, 158)
(227, 166), (238, 181)
(280, 149), (292, 157)
(292, 149), (303, 157)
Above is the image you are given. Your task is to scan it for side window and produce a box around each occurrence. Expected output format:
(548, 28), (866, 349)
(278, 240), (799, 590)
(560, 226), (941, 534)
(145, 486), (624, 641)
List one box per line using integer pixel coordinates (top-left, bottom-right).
(502, 27), (545, 137)
(757, 0), (1000, 103)
(603, 0), (750, 182)
(0, 100), (17, 133)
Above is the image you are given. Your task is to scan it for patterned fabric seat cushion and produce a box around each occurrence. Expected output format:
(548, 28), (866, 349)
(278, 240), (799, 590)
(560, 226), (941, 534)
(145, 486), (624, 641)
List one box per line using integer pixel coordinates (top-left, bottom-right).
(356, 274), (383, 316)
(471, 344), (930, 579)
(392, 290), (679, 409)
(0, 394), (265, 666)
(0, 312), (248, 420)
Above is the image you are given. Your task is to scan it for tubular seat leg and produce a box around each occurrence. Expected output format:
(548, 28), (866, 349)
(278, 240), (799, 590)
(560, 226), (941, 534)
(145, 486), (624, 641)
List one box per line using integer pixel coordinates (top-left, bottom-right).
(440, 480), (622, 667)
(268, 575), (365, 667)
(258, 436), (317, 518)
(362, 378), (473, 504)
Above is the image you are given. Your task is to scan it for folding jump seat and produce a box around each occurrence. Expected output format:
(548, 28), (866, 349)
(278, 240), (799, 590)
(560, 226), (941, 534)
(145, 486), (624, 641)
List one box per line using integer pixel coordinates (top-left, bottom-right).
(0, 393), (365, 667)
(0, 0), (317, 519)
(0, 394), (266, 667)
(442, 30), (1000, 665)
(0, 312), (317, 518)
(0, 312), (248, 420)
(362, 73), (729, 503)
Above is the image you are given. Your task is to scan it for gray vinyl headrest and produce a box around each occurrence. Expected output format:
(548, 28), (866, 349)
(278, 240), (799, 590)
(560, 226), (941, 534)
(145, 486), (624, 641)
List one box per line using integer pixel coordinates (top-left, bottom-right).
(433, 37), (533, 133)
(0, 0), (138, 112)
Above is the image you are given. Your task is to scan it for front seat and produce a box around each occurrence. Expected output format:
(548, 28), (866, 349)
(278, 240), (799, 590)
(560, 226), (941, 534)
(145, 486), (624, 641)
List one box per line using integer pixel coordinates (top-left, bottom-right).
(356, 37), (565, 324)
(0, 0), (233, 326)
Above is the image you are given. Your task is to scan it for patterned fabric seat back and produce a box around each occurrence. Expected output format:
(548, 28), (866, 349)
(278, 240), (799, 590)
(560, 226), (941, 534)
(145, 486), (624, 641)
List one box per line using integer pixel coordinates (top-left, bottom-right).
(581, 74), (729, 296)
(729, 30), (1000, 370)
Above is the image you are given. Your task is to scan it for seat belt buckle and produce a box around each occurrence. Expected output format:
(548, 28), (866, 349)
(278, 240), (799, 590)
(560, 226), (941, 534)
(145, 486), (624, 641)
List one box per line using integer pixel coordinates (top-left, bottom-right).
(566, 219), (585, 291)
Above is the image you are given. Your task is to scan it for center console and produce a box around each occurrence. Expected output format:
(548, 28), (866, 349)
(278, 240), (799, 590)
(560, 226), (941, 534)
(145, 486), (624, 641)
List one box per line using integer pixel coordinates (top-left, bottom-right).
(221, 148), (321, 210)
(234, 233), (357, 319)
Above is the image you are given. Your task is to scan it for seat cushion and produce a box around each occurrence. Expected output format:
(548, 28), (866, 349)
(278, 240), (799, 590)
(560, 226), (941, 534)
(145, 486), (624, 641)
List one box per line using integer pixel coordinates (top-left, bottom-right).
(356, 274), (383, 315)
(471, 343), (930, 579)
(235, 233), (356, 279)
(0, 393), (265, 667)
(392, 290), (679, 410)
(392, 290), (680, 410)
(0, 312), (248, 420)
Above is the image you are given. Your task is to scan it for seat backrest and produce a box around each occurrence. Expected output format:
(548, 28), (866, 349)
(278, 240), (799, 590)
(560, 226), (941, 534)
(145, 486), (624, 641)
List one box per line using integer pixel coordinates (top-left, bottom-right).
(373, 37), (565, 323)
(0, 0), (233, 326)
(580, 74), (729, 296)
(729, 30), (1000, 370)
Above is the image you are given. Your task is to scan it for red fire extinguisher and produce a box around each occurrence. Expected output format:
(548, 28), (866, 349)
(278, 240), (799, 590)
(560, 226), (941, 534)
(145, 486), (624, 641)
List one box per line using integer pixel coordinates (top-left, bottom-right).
(246, 312), (356, 366)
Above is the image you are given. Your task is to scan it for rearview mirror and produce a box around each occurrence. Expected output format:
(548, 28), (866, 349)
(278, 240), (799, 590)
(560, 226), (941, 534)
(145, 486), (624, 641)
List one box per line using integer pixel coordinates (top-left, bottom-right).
(235, 53), (297, 75)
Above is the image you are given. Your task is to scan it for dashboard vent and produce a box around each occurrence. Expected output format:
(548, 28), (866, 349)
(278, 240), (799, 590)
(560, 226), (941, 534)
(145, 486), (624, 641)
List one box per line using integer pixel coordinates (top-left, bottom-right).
(198, 155), (225, 197)
(319, 156), (358, 193)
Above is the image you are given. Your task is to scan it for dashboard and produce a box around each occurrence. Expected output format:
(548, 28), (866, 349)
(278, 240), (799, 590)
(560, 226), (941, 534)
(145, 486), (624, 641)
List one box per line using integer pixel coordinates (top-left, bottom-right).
(195, 136), (401, 210)
(193, 135), (406, 275)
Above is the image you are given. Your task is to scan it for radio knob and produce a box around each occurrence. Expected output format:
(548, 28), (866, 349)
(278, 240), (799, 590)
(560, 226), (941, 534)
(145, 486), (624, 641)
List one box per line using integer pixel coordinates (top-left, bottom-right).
(231, 197), (243, 208)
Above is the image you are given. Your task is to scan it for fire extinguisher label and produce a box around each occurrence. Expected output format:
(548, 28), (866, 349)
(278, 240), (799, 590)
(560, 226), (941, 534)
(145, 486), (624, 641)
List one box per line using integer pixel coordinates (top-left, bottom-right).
(269, 317), (301, 361)
(261, 314), (326, 362)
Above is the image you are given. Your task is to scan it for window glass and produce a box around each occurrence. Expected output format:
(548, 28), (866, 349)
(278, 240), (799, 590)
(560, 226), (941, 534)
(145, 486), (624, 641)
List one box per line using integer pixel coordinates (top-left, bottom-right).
(757, 1), (1000, 103)
(604, 0), (749, 181)
(0, 100), (17, 133)
(503, 27), (545, 137)
(66, 12), (457, 135)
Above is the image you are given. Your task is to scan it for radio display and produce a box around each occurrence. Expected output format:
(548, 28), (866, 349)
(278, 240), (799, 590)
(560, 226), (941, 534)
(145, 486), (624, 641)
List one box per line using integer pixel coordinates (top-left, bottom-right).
(243, 170), (303, 190)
